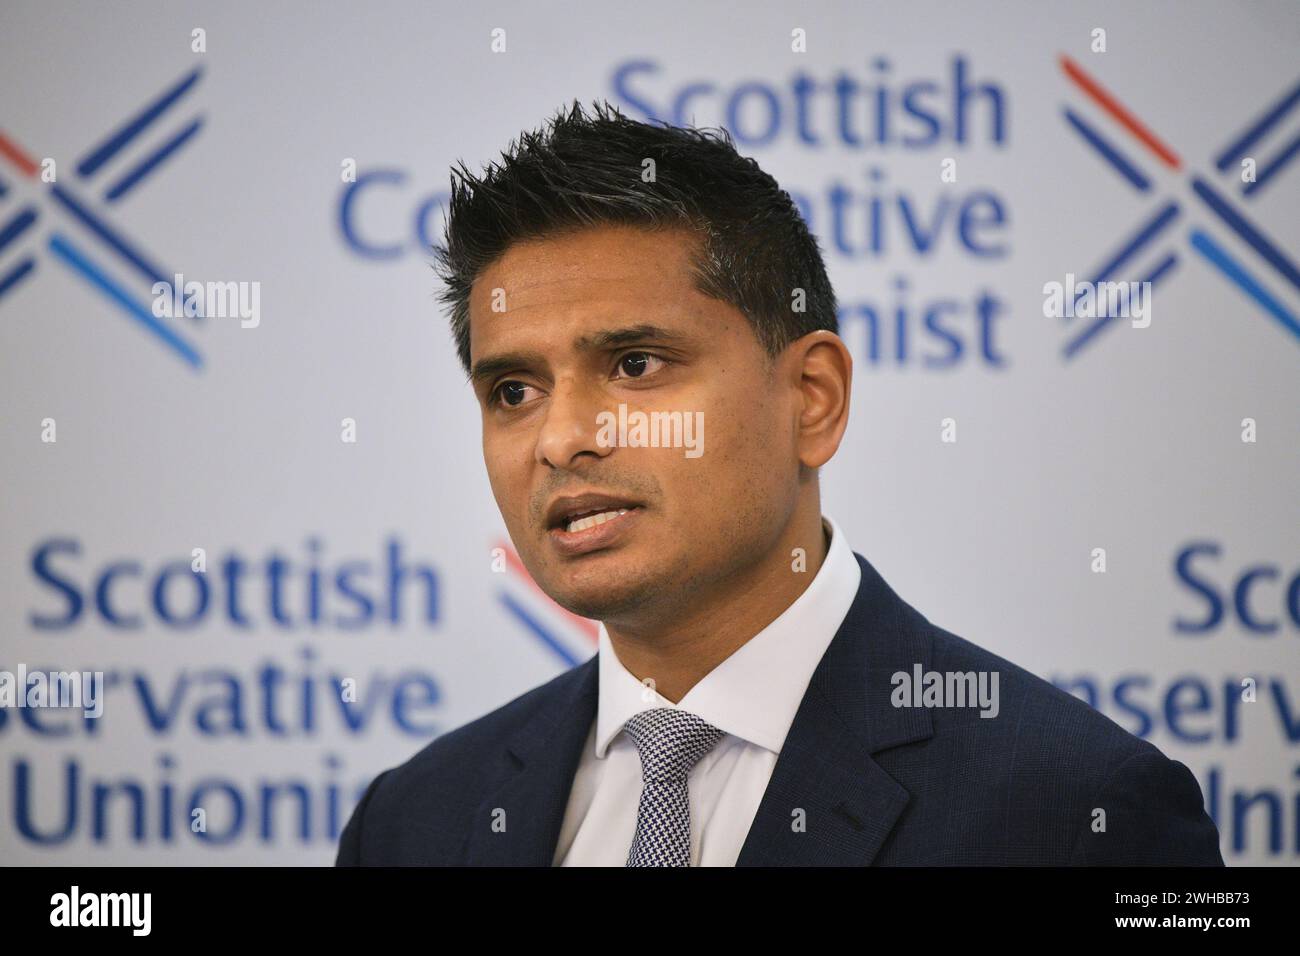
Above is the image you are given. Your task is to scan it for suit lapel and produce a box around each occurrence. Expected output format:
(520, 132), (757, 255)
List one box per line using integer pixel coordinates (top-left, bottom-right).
(737, 552), (935, 866)
(463, 655), (599, 866)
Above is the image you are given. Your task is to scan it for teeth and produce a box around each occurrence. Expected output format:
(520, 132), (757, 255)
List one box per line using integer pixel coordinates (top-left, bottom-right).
(565, 508), (629, 533)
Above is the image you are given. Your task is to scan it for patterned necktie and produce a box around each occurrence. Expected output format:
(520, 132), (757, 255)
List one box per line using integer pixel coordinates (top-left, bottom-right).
(622, 707), (726, 867)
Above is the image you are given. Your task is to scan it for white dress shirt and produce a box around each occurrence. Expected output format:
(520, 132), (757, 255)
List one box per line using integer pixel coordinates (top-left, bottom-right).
(553, 513), (862, 866)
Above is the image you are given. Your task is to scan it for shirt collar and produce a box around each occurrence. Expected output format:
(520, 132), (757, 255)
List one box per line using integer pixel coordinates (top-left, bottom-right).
(594, 513), (862, 758)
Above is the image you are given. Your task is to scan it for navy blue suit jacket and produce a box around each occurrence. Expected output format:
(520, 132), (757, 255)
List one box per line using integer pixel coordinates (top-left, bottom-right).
(337, 552), (1225, 866)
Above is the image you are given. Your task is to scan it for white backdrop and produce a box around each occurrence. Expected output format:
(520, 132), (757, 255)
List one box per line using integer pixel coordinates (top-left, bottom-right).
(0, 0), (1296, 865)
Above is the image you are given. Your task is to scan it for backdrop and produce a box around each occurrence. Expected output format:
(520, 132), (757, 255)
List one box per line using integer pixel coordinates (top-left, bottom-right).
(1, 0), (1296, 865)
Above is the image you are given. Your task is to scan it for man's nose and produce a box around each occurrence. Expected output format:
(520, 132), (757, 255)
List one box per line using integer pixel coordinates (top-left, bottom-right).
(534, 377), (613, 469)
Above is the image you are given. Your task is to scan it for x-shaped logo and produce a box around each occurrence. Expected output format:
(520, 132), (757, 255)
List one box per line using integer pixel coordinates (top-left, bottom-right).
(1058, 54), (1300, 360)
(0, 67), (206, 369)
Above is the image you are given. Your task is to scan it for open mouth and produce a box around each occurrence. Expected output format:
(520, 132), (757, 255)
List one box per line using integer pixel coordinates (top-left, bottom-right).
(543, 494), (646, 555)
(558, 507), (634, 534)
(545, 493), (644, 534)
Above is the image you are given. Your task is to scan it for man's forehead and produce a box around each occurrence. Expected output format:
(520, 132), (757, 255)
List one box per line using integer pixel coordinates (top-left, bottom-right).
(468, 283), (708, 360)
(471, 225), (697, 306)
(467, 226), (717, 353)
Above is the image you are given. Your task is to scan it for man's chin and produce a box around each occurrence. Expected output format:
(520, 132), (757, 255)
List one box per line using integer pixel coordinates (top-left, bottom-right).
(542, 567), (659, 622)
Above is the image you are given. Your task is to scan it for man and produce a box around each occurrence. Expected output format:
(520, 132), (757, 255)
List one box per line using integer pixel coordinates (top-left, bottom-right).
(337, 101), (1224, 866)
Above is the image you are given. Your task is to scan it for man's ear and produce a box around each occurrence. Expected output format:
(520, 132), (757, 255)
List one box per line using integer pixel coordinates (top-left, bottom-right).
(788, 331), (852, 469)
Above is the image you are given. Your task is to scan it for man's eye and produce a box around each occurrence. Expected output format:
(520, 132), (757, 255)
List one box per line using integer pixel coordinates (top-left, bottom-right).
(493, 381), (532, 407)
(615, 352), (667, 379)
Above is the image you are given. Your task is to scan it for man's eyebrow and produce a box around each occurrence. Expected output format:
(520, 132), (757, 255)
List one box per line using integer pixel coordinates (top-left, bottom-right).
(469, 351), (543, 388)
(572, 324), (690, 351)
(468, 325), (691, 387)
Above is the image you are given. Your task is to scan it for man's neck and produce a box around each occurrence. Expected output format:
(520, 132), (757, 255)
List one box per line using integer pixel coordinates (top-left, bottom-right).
(604, 508), (831, 703)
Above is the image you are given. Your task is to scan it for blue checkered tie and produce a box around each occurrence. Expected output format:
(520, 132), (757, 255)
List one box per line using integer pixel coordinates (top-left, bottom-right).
(623, 707), (726, 867)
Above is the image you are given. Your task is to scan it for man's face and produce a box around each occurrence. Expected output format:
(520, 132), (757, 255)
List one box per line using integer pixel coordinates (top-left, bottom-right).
(468, 224), (803, 624)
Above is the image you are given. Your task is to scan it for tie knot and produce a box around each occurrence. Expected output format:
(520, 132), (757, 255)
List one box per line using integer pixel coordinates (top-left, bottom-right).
(622, 708), (725, 783)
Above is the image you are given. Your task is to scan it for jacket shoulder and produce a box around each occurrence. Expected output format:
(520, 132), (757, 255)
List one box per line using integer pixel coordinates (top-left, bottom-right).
(336, 661), (591, 865)
(926, 623), (1153, 767)
(882, 623), (1222, 865)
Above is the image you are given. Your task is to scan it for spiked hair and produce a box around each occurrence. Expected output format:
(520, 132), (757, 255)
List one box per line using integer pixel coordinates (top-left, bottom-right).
(432, 99), (838, 376)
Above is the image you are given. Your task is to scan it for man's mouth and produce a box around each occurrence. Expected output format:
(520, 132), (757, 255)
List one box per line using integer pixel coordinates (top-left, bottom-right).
(544, 493), (645, 555)
(545, 492), (644, 531)
(560, 508), (632, 534)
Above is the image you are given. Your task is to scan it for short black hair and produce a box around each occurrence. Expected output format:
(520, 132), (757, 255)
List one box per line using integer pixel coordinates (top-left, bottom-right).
(432, 99), (838, 376)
